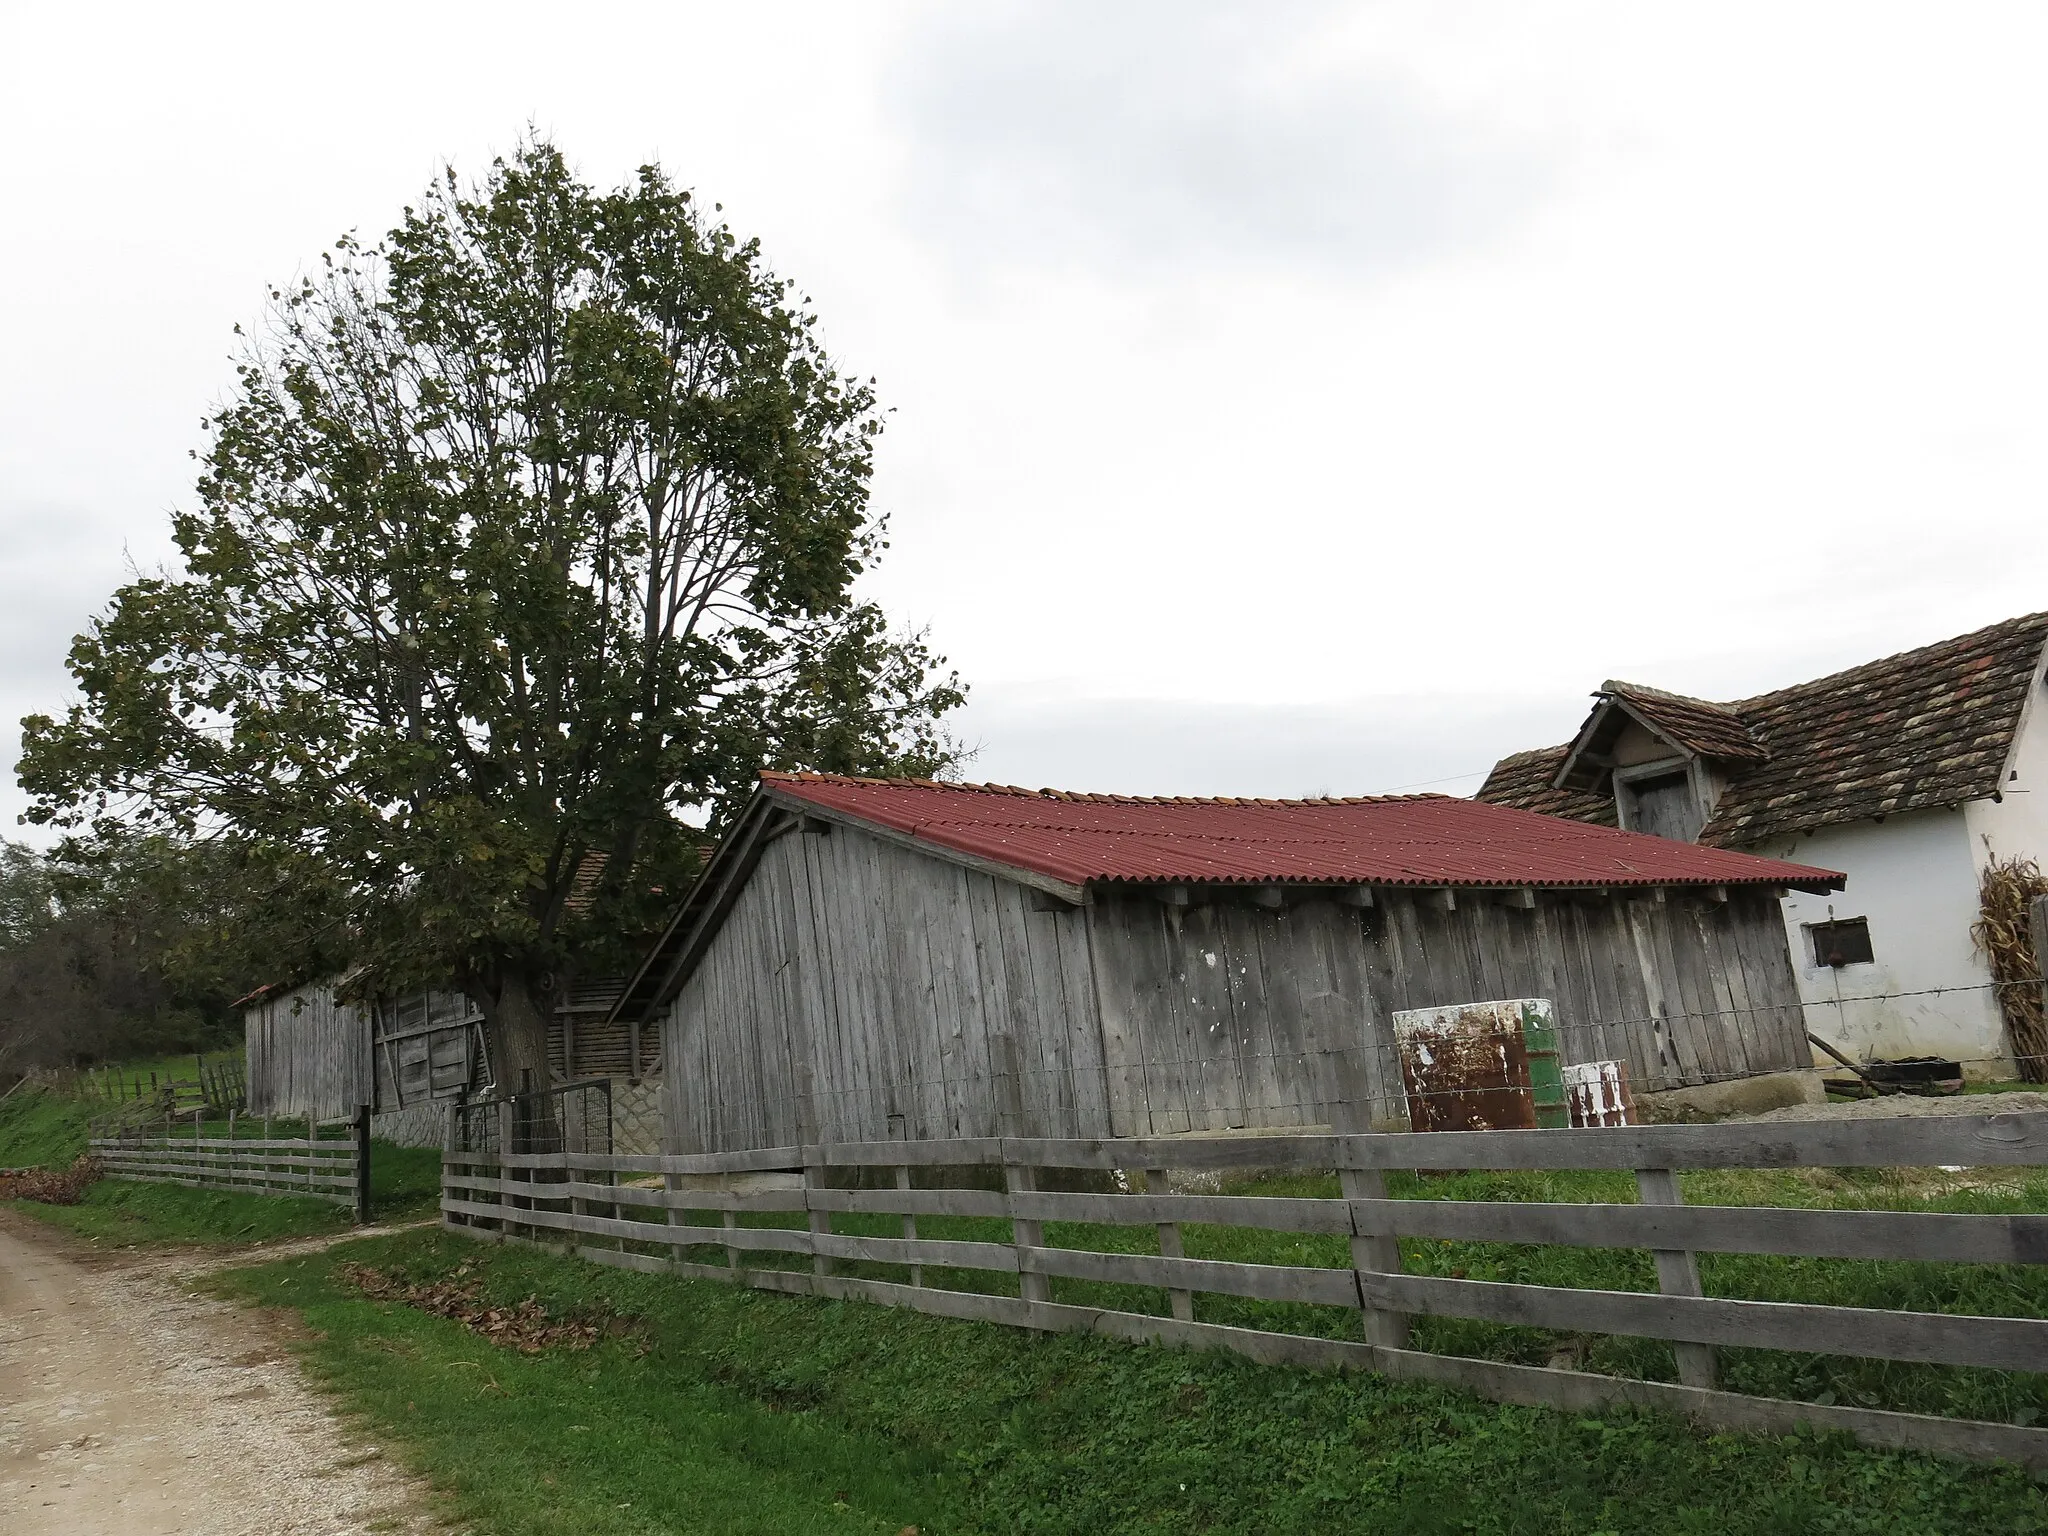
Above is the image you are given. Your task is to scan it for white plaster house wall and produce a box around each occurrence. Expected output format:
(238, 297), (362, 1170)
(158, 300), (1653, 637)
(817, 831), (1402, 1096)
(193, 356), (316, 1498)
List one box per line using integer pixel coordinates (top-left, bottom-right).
(1478, 616), (2048, 1079)
(1966, 676), (2048, 870)
(1750, 809), (2011, 1075)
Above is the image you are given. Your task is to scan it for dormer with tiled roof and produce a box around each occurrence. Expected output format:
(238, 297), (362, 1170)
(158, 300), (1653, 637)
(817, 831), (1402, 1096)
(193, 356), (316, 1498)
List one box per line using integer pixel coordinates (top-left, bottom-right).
(1478, 613), (2048, 849)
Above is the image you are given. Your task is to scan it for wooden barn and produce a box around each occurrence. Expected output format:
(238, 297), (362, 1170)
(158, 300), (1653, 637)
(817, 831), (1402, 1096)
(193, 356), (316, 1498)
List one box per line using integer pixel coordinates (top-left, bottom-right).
(242, 975), (645, 1140)
(609, 773), (1846, 1153)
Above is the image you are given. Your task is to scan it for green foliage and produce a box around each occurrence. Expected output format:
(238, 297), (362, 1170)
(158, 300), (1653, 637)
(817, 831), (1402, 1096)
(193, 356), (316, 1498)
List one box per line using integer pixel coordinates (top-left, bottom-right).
(210, 1230), (2048, 1535)
(0, 833), (252, 1072)
(18, 138), (964, 1072)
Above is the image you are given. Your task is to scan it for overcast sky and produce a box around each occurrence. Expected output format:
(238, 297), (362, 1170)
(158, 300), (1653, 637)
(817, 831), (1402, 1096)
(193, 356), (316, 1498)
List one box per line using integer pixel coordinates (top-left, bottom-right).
(3, 2), (2045, 831)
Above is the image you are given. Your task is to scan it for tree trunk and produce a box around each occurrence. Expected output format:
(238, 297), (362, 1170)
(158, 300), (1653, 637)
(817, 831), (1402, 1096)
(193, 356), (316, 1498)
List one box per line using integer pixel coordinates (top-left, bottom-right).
(479, 976), (555, 1150)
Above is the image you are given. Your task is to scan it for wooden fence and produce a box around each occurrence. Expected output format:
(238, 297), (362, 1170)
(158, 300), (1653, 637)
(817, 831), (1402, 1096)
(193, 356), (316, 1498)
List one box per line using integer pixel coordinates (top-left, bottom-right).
(442, 1111), (2048, 1472)
(95, 1107), (371, 1218)
(76, 1055), (247, 1116)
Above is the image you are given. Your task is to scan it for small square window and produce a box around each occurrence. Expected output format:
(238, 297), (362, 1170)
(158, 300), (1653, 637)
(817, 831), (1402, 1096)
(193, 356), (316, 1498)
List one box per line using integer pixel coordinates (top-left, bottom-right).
(1808, 917), (1873, 968)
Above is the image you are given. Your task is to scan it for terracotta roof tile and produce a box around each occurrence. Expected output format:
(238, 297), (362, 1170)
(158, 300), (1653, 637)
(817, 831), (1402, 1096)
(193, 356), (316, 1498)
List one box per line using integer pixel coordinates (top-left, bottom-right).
(1476, 613), (2048, 847)
(1474, 747), (1618, 826)
(1704, 613), (2048, 844)
(1601, 682), (1768, 763)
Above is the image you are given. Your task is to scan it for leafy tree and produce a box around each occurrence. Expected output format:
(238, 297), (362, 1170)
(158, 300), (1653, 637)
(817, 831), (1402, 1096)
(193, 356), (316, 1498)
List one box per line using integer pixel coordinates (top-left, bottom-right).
(19, 142), (964, 1093)
(0, 834), (248, 1077)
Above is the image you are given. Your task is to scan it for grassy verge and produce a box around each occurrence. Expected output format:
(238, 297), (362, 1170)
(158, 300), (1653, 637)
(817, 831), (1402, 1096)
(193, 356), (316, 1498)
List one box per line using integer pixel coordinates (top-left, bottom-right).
(210, 1227), (2048, 1535)
(611, 1163), (2048, 1427)
(20, 1178), (370, 1246)
(1, 1082), (444, 1246)
(0, 1080), (93, 1166)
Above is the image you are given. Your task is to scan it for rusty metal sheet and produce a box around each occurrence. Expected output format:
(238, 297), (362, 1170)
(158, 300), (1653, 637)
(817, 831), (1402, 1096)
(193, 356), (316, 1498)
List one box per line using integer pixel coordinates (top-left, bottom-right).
(761, 773), (1844, 893)
(1392, 999), (1562, 1134)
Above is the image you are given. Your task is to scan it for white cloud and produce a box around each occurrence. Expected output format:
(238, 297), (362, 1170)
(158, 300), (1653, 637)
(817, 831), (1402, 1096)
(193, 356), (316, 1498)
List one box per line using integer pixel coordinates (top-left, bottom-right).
(952, 683), (1581, 801)
(894, 0), (1551, 276)
(3, 1), (2047, 835)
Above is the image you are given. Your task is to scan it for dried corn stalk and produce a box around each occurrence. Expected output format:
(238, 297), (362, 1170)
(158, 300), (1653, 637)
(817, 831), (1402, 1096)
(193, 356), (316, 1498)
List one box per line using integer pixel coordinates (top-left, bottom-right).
(1972, 855), (2048, 1083)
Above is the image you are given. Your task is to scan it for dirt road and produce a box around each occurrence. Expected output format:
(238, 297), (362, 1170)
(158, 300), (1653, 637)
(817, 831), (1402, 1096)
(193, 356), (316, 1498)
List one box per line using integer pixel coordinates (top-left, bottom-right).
(0, 1210), (441, 1535)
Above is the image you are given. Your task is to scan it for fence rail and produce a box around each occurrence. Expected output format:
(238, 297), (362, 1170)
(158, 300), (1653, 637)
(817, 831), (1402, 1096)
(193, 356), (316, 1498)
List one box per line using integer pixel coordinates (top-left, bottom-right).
(95, 1107), (370, 1217)
(443, 1110), (2048, 1473)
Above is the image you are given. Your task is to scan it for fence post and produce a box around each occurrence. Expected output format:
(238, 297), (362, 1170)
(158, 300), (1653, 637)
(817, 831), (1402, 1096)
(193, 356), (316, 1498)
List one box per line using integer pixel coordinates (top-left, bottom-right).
(562, 1090), (591, 1258)
(1007, 1158), (1050, 1308)
(896, 1166), (921, 1288)
(441, 1101), (459, 1231)
(1636, 1167), (1716, 1388)
(1145, 1168), (1193, 1322)
(1329, 1087), (1411, 1351)
(354, 1104), (372, 1225)
(566, 1169), (587, 1259)
(497, 1098), (520, 1243)
(665, 1168), (686, 1272)
(1342, 1161), (1411, 1350)
(806, 1152), (833, 1284)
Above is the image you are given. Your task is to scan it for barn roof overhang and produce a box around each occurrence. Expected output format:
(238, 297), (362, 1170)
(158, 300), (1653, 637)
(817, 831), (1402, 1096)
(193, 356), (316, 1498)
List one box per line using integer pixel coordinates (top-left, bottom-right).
(610, 774), (1845, 1024)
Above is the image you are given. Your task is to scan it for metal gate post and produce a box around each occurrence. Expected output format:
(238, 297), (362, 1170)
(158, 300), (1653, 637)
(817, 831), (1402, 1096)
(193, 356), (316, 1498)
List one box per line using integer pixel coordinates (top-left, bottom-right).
(355, 1103), (372, 1225)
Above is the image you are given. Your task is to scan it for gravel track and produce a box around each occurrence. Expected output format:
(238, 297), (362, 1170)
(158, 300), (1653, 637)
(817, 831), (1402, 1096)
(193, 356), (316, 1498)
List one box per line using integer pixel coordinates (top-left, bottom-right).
(0, 1209), (443, 1535)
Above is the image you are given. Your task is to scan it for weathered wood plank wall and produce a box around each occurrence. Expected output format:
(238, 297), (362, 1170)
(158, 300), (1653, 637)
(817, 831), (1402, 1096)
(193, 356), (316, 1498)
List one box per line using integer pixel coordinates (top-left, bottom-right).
(244, 983), (374, 1121)
(252, 975), (645, 1123)
(372, 990), (489, 1110)
(664, 827), (1110, 1151)
(660, 823), (1811, 1152)
(1089, 887), (1807, 1136)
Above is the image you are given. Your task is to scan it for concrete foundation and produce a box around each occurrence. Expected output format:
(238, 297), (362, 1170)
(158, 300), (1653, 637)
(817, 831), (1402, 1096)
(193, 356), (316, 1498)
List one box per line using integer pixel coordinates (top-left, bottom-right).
(1639, 1068), (1827, 1122)
(369, 1100), (449, 1149)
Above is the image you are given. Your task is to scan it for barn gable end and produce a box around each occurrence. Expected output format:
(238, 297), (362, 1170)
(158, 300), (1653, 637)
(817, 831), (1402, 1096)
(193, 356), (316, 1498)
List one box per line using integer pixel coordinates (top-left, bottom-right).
(665, 821), (1109, 1150)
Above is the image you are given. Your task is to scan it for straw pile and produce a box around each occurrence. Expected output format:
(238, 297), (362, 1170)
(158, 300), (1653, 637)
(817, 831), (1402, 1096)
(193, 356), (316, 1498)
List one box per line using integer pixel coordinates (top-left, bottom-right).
(1972, 855), (2048, 1083)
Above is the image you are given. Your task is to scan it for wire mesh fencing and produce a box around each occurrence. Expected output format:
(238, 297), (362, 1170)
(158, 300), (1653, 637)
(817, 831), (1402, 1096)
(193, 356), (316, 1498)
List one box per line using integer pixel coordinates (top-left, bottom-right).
(451, 1077), (614, 1157)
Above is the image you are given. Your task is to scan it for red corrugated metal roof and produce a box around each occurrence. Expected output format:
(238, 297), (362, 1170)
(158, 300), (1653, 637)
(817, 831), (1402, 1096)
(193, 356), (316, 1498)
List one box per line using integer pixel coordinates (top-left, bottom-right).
(759, 773), (1845, 892)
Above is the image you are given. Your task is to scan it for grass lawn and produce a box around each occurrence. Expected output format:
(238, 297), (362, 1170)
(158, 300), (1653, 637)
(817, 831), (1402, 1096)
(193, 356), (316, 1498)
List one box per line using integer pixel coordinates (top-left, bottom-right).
(206, 1227), (2048, 1535)
(1, 1082), (444, 1245)
(608, 1162), (2048, 1427)
(0, 1081), (93, 1167)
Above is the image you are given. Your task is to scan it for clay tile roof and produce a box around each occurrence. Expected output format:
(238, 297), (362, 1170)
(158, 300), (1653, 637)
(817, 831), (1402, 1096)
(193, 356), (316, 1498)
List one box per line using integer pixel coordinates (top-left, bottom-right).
(1477, 613), (2048, 847)
(1602, 682), (1768, 764)
(562, 851), (609, 914)
(759, 771), (1837, 892)
(1475, 747), (1618, 827)
(1703, 612), (2048, 846)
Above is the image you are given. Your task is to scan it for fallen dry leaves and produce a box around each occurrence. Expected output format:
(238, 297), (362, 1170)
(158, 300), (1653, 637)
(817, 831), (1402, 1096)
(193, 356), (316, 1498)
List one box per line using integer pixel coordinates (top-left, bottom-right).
(340, 1260), (639, 1354)
(0, 1155), (103, 1204)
